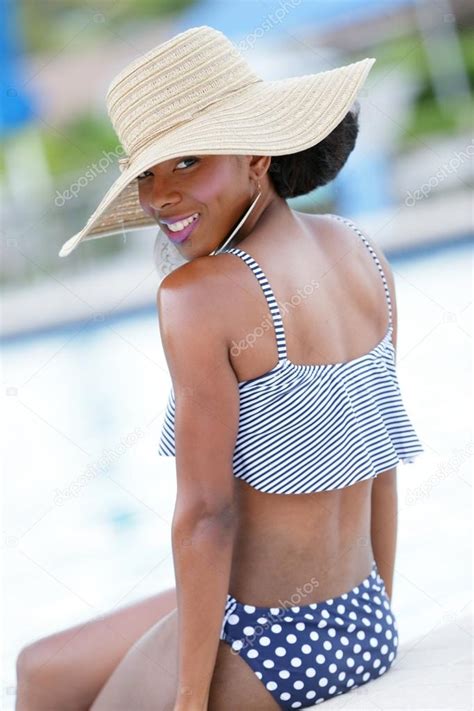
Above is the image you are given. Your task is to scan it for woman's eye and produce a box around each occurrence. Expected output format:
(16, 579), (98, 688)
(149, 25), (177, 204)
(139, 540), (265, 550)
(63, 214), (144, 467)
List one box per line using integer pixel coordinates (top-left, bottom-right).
(176, 157), (197, 170)
(136, 157), (197, 181)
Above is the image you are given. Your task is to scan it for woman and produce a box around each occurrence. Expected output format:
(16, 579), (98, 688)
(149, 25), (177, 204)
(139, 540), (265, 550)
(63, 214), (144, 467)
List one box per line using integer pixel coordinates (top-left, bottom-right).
(16, 25), (424, 711)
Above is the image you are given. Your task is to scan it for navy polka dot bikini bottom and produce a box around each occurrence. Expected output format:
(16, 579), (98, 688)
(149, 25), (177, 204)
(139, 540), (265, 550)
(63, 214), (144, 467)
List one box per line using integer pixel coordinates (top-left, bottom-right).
(219, 560), (398, 709)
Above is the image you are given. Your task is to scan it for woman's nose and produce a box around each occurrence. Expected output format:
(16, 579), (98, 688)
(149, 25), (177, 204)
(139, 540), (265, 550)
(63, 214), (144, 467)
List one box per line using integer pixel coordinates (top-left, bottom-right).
(148, 176), (180, 211)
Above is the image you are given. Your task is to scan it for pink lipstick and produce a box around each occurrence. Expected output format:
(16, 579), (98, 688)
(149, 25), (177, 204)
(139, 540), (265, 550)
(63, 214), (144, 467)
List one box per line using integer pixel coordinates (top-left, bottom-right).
(161, 215), (200, 243)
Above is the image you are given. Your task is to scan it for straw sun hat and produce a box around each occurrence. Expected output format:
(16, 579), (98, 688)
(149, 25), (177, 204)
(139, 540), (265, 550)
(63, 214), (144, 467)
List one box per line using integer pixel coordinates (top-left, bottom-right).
(58, 25), (376, 268)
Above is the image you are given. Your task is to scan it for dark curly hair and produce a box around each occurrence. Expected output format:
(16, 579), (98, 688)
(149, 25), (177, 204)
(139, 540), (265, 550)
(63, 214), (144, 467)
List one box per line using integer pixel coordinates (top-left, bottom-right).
(268, 102), (360, 199)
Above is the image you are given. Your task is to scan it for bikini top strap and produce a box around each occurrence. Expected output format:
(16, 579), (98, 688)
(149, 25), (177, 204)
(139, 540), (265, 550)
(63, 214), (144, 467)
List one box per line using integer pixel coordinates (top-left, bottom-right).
(224, 247), (288, 361)
(326, 214), (393, 330)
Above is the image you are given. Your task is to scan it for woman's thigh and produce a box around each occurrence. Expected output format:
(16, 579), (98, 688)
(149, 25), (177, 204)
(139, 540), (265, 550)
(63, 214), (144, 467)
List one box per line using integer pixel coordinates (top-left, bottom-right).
(88, 608), (280, 711)
(16, 587), (177, 710)
(208, 641), (282, 711)
(90, 607), (179, 711)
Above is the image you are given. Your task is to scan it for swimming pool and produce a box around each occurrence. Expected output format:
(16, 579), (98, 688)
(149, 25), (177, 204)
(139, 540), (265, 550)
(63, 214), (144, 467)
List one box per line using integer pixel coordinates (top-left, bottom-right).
(2, 238), (472, 706)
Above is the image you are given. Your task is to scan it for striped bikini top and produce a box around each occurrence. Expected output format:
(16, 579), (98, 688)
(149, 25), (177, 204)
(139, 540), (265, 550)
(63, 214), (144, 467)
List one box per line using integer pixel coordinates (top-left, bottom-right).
(158, 215), (424, 494)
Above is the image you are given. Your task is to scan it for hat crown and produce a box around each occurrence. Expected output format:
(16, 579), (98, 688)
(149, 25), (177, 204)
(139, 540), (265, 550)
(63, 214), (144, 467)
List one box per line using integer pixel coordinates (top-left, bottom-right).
(106, 26), (262, 163)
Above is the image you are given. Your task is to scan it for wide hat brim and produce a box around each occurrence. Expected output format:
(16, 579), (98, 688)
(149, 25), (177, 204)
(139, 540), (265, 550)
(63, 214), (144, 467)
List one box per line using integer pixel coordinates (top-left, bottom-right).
(58, 57), (375, 258)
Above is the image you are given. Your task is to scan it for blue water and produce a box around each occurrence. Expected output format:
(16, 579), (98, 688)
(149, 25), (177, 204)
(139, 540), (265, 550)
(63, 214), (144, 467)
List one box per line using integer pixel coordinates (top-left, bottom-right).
(3, 239), (472, 704)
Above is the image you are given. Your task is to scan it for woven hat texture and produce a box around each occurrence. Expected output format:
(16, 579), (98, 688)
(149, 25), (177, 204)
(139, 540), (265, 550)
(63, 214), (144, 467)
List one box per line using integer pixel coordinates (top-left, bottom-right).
(58, 25), (376, 259)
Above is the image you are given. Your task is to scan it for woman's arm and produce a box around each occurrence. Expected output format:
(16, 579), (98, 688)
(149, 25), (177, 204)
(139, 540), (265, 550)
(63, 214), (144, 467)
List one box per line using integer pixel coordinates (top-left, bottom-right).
(157, 259), (241, 710)
(370, 469), (398, 600)
(368, 237), (399, 600)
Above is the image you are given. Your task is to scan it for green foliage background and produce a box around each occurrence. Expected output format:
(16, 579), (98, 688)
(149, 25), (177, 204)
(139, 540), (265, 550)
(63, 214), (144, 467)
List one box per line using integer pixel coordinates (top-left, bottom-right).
(19, 0), (195, 53)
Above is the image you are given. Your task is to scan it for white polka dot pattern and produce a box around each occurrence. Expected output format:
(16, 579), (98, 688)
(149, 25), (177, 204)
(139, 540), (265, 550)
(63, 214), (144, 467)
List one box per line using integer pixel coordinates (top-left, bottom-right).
(220, 561), (399, 709)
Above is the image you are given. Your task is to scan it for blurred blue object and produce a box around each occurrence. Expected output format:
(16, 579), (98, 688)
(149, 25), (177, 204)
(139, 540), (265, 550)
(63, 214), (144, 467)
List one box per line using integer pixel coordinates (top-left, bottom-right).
(176, 0), (414, 40)
(335, 153), (394, 215)
(0, 0), (36, 137)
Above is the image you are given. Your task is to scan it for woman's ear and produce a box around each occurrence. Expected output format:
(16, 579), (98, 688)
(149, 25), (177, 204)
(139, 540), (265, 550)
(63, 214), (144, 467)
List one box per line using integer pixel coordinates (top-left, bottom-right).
(249, 154), (272, 182)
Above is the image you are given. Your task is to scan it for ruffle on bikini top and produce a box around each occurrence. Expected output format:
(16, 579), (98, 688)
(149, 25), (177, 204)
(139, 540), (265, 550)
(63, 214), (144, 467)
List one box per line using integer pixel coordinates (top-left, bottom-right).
(157, 217), (424, 494)
(157, 321), (424, 494)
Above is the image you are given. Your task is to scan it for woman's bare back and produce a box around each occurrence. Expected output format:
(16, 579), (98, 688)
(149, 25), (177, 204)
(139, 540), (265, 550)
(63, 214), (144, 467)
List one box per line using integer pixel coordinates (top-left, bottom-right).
(216, 211), (398, 606)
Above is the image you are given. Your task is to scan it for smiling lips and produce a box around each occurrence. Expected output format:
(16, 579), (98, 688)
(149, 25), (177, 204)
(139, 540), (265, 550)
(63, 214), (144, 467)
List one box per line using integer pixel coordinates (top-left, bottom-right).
(160, 212), (200, 243)
(161, 212), (200, 231)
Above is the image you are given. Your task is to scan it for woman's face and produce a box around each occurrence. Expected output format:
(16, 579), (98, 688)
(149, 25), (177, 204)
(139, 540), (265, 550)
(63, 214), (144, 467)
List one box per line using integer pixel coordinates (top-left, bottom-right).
(137, 154), (260, 258)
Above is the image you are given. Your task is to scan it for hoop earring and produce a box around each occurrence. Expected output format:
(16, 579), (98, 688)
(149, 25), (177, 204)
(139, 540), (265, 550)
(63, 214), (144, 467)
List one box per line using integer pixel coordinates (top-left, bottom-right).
(209, 182), (263, 256)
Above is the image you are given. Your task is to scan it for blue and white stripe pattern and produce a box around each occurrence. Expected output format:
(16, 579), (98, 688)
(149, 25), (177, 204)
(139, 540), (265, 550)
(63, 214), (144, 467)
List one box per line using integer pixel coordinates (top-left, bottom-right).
(158, 215), (424, 493)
